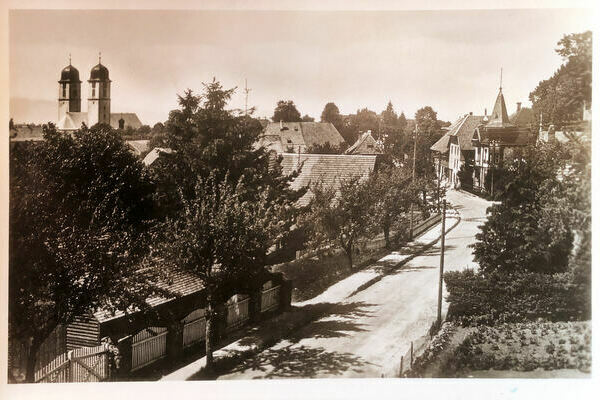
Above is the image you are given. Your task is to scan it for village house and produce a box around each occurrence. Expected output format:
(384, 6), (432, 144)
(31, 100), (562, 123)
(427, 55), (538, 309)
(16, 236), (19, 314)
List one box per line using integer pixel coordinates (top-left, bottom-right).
(258, 121), (346, 153)
(431, 85), (533, 190)
(345, 130), (383, 155)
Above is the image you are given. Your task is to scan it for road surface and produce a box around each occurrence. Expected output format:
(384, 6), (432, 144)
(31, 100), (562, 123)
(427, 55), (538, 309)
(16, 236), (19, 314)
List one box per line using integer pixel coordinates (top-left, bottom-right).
(218, 190), (491, 379)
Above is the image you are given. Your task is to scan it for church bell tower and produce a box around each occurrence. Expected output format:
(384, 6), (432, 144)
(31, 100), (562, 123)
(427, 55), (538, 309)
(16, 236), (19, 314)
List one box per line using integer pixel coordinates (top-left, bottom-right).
(58, 55), (81, 121)
(87, 53), (111, 127)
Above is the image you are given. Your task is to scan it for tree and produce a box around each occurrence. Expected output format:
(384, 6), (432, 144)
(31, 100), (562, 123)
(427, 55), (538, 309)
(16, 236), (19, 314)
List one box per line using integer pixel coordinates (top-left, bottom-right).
(472, 142), (574, 275)
(414, 106), (441, 135)
(381, 101), (398, 128)
(529, 31), (592, 127)
(370, 166), (419, 248)
(9, 123), (164, 382)
(154, 173), (283, 370)
(152, 122), (165, 134)
(320, 102), (343, 132)
(152, 80), (303, 370)
(340, 108), (380, 145)
(272, 100), (302, 122)
(137, 124), (152, 136)
(305, 142), (347, 154)
(301, 114), (315, 122)
(304, 175), (375, 269)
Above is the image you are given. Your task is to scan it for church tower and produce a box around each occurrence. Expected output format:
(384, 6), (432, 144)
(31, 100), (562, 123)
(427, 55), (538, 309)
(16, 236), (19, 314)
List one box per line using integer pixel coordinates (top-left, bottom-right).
(58, 56), (81, 121)
(87, 53), (111, 126)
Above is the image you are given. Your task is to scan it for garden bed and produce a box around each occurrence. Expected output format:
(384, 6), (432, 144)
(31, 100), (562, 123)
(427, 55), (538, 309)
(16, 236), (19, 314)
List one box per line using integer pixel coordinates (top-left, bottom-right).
(436, 321), (591, 378)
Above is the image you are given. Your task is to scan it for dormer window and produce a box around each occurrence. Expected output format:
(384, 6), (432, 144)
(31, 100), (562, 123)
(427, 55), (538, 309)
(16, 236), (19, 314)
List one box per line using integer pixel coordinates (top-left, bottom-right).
(287, 139), (293, 144)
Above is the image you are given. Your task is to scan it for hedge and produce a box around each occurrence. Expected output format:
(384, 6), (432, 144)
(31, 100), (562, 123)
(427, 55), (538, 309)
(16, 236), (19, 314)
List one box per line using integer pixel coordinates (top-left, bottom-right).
(444, 269), (589, 326)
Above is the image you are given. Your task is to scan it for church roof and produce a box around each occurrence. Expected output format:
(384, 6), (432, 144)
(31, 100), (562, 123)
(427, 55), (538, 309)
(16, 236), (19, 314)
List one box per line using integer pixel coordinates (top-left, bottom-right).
(487, 89), (512, 128)
(90, 63), (110, 80)
(60, 65), (81, 83)
(57, 112), (88, 131)
(110, 113), (142, 130)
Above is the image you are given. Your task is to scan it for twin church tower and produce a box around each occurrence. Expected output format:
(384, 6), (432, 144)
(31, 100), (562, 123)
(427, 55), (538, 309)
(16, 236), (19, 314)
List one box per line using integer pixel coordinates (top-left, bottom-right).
(57, 54), (141, 131)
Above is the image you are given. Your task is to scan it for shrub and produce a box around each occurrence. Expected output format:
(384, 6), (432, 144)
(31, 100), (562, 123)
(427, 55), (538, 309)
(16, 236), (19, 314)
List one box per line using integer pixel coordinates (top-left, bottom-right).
(444, 269), (588, 326)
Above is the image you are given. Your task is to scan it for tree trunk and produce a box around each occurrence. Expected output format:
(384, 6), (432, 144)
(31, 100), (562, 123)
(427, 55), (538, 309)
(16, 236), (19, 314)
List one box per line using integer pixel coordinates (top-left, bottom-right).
(383, 225), (391, 249)
(25, 339), (39, 383)
(204, 297), (215, 373)
(345, 248), (353, 270)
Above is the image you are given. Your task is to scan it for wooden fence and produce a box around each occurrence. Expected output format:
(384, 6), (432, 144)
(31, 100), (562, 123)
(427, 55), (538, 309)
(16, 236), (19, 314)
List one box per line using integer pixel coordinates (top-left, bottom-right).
(131, 327), (168, 371)
(226, 295), (250, 331)
(35, 343), (110, 383)
(261, 285), (281, 313)
(182, 309), (207, 348)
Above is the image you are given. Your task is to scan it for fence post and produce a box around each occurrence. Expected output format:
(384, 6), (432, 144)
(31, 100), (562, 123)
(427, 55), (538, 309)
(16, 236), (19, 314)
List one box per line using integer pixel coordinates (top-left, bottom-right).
(67, 350), (73, 382)
(115, 335), (132, 380)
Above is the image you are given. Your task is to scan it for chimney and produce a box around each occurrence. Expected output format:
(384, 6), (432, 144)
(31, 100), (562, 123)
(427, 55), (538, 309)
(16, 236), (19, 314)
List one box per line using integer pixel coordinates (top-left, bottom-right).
(469, 112), (473, 116)
(516, 102), (522, 112)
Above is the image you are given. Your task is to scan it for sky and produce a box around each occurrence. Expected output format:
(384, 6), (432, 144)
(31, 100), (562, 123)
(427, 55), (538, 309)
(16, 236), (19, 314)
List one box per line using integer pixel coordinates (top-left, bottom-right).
(8, 8), (593, 125)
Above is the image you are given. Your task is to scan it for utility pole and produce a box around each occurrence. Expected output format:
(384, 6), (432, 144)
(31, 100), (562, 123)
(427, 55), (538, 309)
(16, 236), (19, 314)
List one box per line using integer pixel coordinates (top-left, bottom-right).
(437, 199), (447, 326)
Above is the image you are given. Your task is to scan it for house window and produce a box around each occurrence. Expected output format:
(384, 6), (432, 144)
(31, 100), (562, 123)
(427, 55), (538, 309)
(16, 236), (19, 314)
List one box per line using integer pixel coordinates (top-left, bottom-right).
(62, 83), (66, 98)
(92, 82), (96, 97)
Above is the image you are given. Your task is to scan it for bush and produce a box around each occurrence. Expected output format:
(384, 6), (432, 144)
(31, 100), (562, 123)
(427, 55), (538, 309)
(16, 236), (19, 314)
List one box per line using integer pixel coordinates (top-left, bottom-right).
(444, 269), (588, 326)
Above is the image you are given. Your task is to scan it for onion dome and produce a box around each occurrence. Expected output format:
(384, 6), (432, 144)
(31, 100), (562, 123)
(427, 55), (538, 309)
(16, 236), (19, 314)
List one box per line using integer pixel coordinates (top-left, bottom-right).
(59, 64), (81, 82)
(90, 63), (109, 80)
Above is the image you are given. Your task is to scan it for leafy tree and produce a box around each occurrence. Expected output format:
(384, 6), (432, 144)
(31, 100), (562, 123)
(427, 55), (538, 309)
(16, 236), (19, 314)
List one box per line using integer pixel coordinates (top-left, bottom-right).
(414, 106), (441, 135)
(9, 123), (163, 382)
(398, 112), (408, 132)
(154, 173), (283, 370)
(301, 114), (315, 122)
(381, 101), (398, 128)
(272, 100), (302, 122)
(305, 142), (347, 154)
(320, 102), (343, 133)
(529, 31), (592, 127)
(472, 142), (574, 275)
(152, 121), (165, 134)
(370, 166), (419, 248)
(340, 108), (380, 145)
(151, 80), (303, 370)
(137, 124), (151, 135)
(457, 158), (474, 188)
(304, 175), (376, 269)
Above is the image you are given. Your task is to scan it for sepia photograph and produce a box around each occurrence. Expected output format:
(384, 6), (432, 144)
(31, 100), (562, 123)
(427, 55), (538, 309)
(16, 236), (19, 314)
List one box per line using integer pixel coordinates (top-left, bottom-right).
(1, 1), (597, 399)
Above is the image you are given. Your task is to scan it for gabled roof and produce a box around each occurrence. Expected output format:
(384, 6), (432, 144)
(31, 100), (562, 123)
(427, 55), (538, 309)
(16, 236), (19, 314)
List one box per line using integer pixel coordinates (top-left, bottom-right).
(487, 89), (512, 128)
(345, 131), (382, 155)
(279, 153), (377, 207)
(110, 113), (143, 130)
(126, 140), (150, 156)
(260, 122), (346, 153)
(142, 147), (173, 166)
(480, 126), (532, 147)
(57, 112), (88, 131)
(430, 114), (484, 153)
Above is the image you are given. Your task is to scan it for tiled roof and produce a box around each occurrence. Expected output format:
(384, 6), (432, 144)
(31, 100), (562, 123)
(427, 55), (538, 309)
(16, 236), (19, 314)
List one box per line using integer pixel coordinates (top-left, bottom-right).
(260, 122), (346, 153)
(480, 126), (532, 146)
(127, 140), (150, 156)
(142, 147), (173, 166)
(9, 125), (45, 141)
(430, 114), (484, 153)
(92, 266), (205, 323)
(280, 153), (377, 206)
(345, 131), (382, 155)
(110, 113), (143, 130)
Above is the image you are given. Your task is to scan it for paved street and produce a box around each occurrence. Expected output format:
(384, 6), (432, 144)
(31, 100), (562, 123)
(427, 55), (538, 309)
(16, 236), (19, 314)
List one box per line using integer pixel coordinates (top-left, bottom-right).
(217, 190), (492, 379)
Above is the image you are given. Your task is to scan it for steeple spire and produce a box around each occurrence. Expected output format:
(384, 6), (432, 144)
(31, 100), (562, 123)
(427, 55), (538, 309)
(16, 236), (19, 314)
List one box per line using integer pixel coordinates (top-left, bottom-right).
(99, 51), (102, 64)
(69, 53), (71, 65)
(499, 67), (503, 92)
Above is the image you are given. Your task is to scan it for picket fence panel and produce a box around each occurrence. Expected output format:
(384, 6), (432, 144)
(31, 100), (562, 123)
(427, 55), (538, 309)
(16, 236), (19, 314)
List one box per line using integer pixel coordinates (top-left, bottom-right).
(35, 343), (109, 383)
(131, 327), (168, 371)
(182, 308), (207, 348)
(261, 286), (280, 312)
(226, 296), (250, 331)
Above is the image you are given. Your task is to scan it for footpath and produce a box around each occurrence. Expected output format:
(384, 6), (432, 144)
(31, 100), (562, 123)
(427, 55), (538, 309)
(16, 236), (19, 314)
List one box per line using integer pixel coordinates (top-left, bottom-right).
(160, 206), (461, 381)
